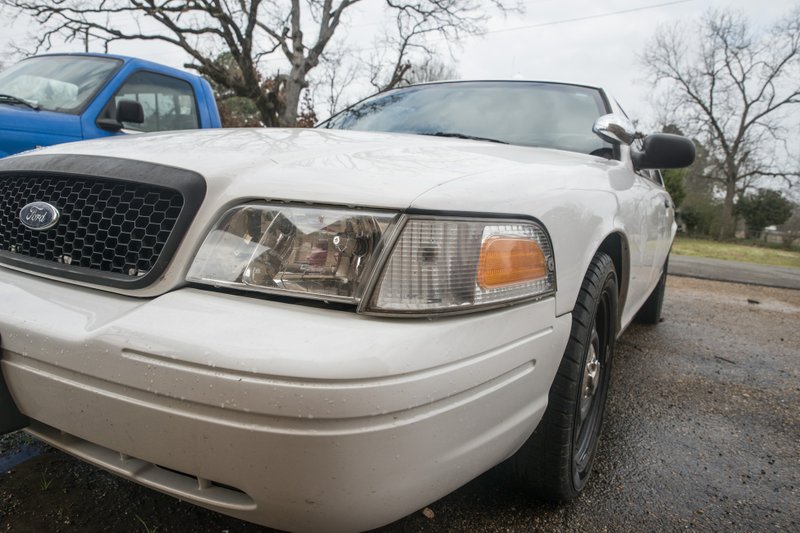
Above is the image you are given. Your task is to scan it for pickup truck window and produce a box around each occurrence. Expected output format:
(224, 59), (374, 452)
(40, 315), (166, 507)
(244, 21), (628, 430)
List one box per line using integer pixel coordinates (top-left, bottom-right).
(113, 71), (199, 132)
(322, 81), (611, 156)
(0, 55), (121, 114)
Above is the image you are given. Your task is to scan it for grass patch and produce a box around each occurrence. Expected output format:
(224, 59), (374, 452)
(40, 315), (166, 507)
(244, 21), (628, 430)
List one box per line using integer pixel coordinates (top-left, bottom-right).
(39, 472), (53, 491)
(672, 237), (800, 268)
(135, 514), (158, 533)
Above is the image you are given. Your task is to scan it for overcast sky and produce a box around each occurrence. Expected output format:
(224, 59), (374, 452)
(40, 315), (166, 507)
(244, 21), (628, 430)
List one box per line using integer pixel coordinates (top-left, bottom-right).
(1, 0), (798, 126)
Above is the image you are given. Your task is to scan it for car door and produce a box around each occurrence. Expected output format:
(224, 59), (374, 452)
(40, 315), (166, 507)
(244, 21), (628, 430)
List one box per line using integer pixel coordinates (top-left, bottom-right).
(648, 169), (674, 275)
(630, 167), (673, 306)
(614, 154), (673, 328)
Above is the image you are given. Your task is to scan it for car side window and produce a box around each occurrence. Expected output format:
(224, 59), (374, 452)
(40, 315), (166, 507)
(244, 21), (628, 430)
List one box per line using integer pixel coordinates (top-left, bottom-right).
(112, 71), (199, 132)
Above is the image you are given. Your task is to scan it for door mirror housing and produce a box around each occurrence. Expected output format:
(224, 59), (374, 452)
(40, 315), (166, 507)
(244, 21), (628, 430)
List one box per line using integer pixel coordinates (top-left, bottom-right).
(116, 99), (144, 124)
(592, 113), (638, 145)
(632, 133), (695, 170)
(97, 99), (145, 132)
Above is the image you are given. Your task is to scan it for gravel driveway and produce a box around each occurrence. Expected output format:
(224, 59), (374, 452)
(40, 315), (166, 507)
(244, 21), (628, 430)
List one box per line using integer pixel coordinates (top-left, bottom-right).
(1, 275), (798, 532)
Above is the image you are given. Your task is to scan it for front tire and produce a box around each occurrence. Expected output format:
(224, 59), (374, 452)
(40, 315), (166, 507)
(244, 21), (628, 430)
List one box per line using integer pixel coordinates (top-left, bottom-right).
(512, 251), (618, 500)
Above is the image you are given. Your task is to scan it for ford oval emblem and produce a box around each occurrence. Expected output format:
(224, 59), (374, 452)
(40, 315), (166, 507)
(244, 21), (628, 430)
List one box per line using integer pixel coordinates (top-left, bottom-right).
(19, 202), (61, 231)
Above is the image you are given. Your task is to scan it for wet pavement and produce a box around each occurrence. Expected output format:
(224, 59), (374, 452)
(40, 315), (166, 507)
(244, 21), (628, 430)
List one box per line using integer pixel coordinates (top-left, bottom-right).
(1, 276), (798, 532)
(669, 254), (800, 290)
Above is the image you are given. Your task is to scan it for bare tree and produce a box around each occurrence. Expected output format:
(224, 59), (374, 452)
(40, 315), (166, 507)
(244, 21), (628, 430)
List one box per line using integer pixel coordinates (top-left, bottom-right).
(642, 8), (800, 239)
(314, 48), (361, 118)
(366, 52), (458, 90)
(368, 0), (515, 91)
(403, 57), (459, 85)
(1, 0), (517, 127)
(334, 0), (511, 117)
(1, 0), (362, 126)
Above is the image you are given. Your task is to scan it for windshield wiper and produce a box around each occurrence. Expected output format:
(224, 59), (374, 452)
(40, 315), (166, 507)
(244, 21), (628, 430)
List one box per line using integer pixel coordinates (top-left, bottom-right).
(0, 94), (40, 111)
(419, 132), (509, 144)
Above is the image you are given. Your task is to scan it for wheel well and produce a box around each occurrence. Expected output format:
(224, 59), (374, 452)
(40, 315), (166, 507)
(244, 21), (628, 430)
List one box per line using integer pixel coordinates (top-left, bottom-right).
(597, 232), (629, 332)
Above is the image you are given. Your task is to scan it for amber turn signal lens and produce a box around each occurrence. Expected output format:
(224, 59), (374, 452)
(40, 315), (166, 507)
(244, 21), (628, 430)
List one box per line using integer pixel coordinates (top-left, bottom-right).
(477, 236), (547, 289)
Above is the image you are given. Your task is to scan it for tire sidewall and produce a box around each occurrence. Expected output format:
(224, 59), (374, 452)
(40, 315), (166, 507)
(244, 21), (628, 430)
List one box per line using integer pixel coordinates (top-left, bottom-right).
(568, 257), (618, 493)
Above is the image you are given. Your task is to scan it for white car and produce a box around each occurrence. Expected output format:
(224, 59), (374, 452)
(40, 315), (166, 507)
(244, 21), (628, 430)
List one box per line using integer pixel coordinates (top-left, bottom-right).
(0, 81), (693, 531)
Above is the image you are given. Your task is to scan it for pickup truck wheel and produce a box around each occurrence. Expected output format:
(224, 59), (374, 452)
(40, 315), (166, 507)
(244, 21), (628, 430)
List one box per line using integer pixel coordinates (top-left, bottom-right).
(635, 257), (668, 324)
(511, 251), (618, 501)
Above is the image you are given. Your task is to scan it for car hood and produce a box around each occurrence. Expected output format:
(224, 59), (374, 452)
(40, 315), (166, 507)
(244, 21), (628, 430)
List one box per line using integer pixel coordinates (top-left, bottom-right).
(24, 128), (611, 209)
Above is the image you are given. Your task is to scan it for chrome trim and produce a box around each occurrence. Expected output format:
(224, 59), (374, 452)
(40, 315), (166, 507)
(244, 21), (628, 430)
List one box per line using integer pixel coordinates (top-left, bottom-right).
(18, 201), (60, 231)
(592, 113), (638, 145)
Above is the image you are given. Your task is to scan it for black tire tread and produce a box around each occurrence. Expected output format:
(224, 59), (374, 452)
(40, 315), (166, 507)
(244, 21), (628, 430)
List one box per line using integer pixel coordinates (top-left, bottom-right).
(635, 257), (668, 324)
(511, 252), (618, 501)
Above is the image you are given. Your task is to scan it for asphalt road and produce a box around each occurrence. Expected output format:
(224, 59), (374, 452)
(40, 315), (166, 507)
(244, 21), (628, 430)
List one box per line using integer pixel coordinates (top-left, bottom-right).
(1, 275), (798, 532)
(669, 254), (800, 290)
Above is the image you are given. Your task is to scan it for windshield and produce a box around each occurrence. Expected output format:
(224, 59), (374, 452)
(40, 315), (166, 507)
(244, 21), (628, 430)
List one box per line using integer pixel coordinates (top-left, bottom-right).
(0, 55), (121, 114)
(322, 81), (612, 156)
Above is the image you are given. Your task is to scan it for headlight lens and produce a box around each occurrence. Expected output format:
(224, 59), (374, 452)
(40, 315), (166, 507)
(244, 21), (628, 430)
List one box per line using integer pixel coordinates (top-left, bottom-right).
(366, 218), (554, 313)
(187, 205), (399, 302)
(188, 205), (554, 314)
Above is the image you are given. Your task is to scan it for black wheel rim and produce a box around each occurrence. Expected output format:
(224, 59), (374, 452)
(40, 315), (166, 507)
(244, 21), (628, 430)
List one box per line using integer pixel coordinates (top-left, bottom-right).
(573, 285), (613, 486)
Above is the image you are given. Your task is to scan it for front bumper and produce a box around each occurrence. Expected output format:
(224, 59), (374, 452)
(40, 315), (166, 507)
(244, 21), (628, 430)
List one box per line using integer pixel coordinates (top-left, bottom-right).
(0, 267), (571, 532)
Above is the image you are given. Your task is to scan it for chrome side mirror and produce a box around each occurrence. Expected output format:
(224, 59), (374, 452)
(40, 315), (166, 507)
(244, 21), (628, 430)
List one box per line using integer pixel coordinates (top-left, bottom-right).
(592, 114), (638, 145)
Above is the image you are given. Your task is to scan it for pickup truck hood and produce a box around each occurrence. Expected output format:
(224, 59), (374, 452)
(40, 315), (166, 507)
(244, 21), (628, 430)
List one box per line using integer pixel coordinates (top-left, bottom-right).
(0, 105), (82, 136)
(27, 128), (609, 209)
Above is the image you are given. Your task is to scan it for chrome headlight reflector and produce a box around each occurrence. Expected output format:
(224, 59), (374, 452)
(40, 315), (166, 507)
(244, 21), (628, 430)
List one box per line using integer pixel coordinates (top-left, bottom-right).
(188, 205), (554, 314)
(187, 205), (399, 303)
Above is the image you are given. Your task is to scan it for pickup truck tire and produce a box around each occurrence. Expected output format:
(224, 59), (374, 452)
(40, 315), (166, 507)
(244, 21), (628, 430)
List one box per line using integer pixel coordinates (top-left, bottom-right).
(635, 257), (668, 325)
(511, 251), (618, 501)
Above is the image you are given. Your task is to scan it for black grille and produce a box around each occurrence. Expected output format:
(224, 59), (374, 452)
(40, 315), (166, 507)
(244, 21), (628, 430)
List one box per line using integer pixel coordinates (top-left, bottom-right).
(0, 174), (184, 277)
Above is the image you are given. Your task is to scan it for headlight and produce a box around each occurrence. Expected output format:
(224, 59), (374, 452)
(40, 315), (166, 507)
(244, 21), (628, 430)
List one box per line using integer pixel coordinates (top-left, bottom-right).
(188, 205), (554, 315)
(187, 204), (400, 302)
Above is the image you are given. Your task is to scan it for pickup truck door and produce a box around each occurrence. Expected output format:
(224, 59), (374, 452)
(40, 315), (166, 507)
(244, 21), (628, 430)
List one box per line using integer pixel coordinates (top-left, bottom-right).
(84, 70), (203, 137)
(83, 70), (200, 136)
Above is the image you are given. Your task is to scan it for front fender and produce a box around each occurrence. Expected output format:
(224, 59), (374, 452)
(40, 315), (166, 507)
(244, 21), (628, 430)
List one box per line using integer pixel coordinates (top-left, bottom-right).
(409, 153), (632, 318)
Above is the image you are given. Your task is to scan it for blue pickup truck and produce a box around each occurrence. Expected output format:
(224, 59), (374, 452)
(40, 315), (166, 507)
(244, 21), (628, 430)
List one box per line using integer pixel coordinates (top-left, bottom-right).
(0, 53), (222, 158)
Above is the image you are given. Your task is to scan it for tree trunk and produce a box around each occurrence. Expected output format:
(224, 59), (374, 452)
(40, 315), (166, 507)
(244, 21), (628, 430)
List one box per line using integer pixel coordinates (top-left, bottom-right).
(254, 93), (279, 128)
(281, 80), (302, 126)
(279, 63), (307, 127)
(718, 180), (737, 240)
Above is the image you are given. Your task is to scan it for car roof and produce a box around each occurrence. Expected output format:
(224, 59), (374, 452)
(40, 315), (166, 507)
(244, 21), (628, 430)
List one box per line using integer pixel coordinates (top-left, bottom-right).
(401, 79), (603, 92)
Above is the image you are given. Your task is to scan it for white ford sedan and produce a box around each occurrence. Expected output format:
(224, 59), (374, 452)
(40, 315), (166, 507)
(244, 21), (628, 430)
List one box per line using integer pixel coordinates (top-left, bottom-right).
(0, 81), (693, 531)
